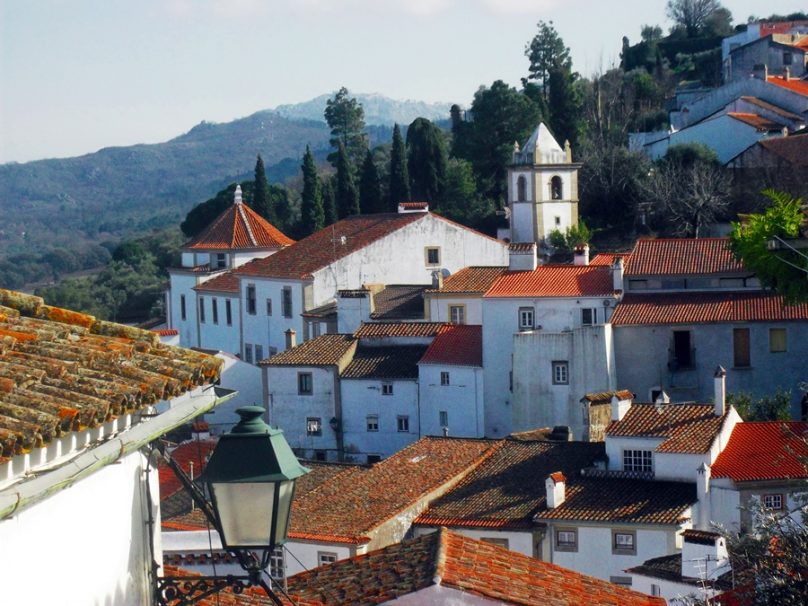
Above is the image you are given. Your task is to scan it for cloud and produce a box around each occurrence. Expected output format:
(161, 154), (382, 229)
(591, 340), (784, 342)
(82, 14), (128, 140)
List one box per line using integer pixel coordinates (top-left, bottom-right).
(480, 0), (564, 14)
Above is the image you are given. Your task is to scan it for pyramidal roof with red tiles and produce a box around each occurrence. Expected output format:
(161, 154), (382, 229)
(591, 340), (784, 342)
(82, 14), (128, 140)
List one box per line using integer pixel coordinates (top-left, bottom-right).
(419, 324), (482, 367)
(484, 264), (618, 298)
(711, 421), (808, 482)
(286, 528), (666, 606)
(185, 189), (295, 251)
(626, 238), (744, 277)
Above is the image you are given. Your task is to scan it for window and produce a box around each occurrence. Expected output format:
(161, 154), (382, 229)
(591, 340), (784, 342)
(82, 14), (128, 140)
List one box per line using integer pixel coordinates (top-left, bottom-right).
(282, 287), (293, 318)
(298, 372), (313, 395)
(610, 576), (632, 587)
(629, 279), (648, 291)
(212, 298), (219, 324)
(255, 344), (264, 362)
(555, 529), (577, 552)
(651, 585), (661, 597)
(317, 552), (337, 567)
(449, 305), (466, 325)
(426, 247), (441, 266)
(770, 328), (787, 353)
(199, 297), (206, 323)
(314, 449), (326, 461)
(397, 415), (410, 432)
(266, 298), (273, 316)
(733, 327), (751, 368)
(244, 344), (253, 364)
(366, 454), (381, 464)
(671, 330), (693, 369)
(763, 493), (784, 510)
(612, 530), (637, 555)
(518, 307), (534, 330)
(784, 51), (793, 65)
(306, 417), (322, 436)
(623, 449), (653, 472)
(552, 361), (569, 385)
(440, 371), (450, 386)
(180, 295), (187, 321)
(516, 175), (527, 201)
(581, 308), (598, 326)
(382, 382), (393, 395)
(214, 253), (227, 269)
(246, 284), (257, 315)
(269, 546), (284, 580)
(554, 216), (561, 226)
(366, 415), (379, 432)
(439, 410), (448, 427)
(480, 537), (510, 549)
(551, 176), (563, 200)
(225, 299), (232, 326)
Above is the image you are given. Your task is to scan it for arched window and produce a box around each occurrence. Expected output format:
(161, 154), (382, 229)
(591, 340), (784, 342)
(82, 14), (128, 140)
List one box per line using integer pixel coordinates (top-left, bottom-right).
(551, 176), (563, 200)
(516, 175), (527, 201)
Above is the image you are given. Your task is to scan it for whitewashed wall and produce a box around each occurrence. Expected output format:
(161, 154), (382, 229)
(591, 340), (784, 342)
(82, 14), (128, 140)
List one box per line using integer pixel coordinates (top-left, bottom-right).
(241, 278), (306, 355)
(413, 526), (534, 558)
(426, 295), (483, 324)
(198, 294), (241, 356)
(418, 365), (484, 438)
(169, 272), (202, 347)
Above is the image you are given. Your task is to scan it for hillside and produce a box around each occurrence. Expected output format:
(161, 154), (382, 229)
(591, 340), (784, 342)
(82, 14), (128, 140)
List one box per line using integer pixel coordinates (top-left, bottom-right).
(274, 92), (449, 125)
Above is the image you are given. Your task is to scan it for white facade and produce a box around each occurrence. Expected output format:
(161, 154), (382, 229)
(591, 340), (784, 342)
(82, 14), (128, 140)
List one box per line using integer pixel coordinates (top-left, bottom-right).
(418, 364), (485, 438)
(240, 277), (305, 357)
(413, 525), (535, 558)
(427, 295), (484, 325)
(197, 293), (241, 355)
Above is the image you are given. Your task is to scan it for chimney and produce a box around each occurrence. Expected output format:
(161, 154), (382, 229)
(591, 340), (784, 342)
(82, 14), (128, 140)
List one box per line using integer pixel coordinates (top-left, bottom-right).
(611, 393), (632, 421)
(431, 270), (444, 290)
(714, 366), (726, 417)
(784, 66), (791, 80)
(696, 462), (711, 528)
(573, 244), (590, 266)
(545, 472), (566, 509)
(681, 529), (729, 581)
(285, 328), (297, 350)
(397, 202), (429, 214)
(442, 426), (449, 437)
(234, 184), (243, 205)
(752, 63), (768, 81)
(508, 242), (538, 271)
(610, 257), (624, 292)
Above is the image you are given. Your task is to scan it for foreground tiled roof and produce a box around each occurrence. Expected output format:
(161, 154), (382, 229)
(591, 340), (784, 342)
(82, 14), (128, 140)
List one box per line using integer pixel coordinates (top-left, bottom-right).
(606, 404), (727, 454)
(711, 421), (808, 481)
(369, 285), (427, 320)
(341, 345), (428, 379)
(415, 440), (604, 529)
(727, 112), (784, 131)
(353, 322), (445, 338)
(259, 334), (356, 367)
(235, 213), (425, 279)
(611, 292), (808, 325)
(582, 389), (634, 404)
(484, 265), (618, 298)
(186, 201), (294, 250)
(625, 238), (743, 276)
(0, 290), (222, 462)
(758, 133), (808, 166)
(590, 252), (630, 266)
(194, 271), (240, 293)
(535, 478), (696, 525)
(427, 266), (507, 294)
(288, 437), (496, 544)
(419, 324), (482, 367)
(287, 528), (666, 606)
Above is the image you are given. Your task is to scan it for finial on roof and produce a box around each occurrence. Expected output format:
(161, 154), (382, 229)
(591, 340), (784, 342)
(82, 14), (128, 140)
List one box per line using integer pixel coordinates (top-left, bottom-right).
(234, 184), (243, 205)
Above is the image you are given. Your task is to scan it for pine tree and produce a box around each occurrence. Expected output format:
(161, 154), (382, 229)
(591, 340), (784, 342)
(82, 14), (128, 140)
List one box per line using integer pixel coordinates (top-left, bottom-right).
(324, 87), (367, 167)
(359, 149), (383, 214)
(335, 142), (359, 218)
(300, 146), (324, 235)
(389, 124), (410, 210)
(322, 177), (338, 226)
(252, 154), (276, 224)
(406, 118), (448, 208)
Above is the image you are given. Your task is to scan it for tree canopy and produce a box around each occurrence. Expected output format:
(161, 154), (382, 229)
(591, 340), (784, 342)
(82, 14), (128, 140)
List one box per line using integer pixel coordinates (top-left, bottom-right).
(666, 0), (725, 37)
(525, 20), (571, 100)
(389, 124), (411, 209)
(406, 118), (448, 207)
(335, 142), (360, 218)
(252, 154), (276, 224)
(299, 146), (324, 236)
(324, 87), (367, 167)
(359, 149), (384, 214)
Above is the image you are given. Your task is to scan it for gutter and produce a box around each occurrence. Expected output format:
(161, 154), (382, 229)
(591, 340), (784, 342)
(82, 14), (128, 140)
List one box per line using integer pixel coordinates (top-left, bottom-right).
(0, 389), (237, 521)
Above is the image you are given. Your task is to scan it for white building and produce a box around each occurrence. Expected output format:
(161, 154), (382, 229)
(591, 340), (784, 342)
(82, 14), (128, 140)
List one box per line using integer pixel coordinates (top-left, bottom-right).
(424, 265), (507, 325)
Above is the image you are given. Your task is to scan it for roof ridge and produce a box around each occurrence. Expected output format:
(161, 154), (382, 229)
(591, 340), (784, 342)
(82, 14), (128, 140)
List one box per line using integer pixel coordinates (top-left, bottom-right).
(432, 527), (449, 586)
(237, 203), (258, 247)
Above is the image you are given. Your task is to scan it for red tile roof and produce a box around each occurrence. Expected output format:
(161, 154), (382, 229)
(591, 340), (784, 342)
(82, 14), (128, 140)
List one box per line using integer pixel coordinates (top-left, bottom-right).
(427, 266), (507, 293)
(590, 252), (630, 266)
(484, 265), (618, 298)
(767, 75), (808, 96)
(194, 271), (240, 293)
(582, 389), (634, 404)
(626, 238), (743, 276)
(758, 134), (808, 166)
(154, 328), (179, 336)
(711, 421), (808, 481)
(286, 528), (666, 606)
(186, 202), (294, 250)
(259, 334), (356, 367)
(158, 439), (217, 500)
(727, 112), (785, 131)
(354, 322), (445, 338)
(611, 292), (808, 325)
(399, 201), (429, 210)
(606, 404), (728, 454)
(419, 324), (482, 367)
(739, 96), (803, 121)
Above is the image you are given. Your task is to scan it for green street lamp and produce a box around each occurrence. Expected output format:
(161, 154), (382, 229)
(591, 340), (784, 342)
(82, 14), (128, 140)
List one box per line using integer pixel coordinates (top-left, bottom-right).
(155, 407), (309, 606)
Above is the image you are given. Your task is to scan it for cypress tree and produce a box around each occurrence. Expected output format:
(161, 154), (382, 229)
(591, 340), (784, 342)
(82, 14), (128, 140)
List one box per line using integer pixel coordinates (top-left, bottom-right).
(548, 64), (582, 151)
(252, 154), (276, 224)
(359, 149), (383, 214)
(322, 177), (338, 226)
(389, 124), (410, 209)
(335, 142), (359, 218)
(406, 118), (447, 207)
(300, 146), (324, 235)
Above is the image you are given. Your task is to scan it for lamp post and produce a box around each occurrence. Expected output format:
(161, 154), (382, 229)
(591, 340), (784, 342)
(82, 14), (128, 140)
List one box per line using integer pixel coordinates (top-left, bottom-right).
(155, 407), (309, 606)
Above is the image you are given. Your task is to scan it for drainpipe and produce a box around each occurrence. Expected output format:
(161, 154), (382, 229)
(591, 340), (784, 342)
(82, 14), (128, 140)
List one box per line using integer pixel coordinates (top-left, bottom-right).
(332, 367), (344, 461)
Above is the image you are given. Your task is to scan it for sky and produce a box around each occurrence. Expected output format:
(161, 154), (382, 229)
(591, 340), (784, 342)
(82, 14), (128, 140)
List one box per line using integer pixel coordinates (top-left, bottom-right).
(0, 0), (804, 163)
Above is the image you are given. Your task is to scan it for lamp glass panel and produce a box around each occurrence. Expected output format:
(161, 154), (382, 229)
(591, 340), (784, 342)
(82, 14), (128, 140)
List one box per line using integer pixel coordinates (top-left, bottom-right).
(212, 482), (277, 547)
(272, 480), (295, 544)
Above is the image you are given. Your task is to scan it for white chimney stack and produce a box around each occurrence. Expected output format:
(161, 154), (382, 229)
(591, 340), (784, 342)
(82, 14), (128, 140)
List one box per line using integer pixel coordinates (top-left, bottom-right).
(681, 529), (729, 581)
(612, 257), (624, 291)
(545, 472), (566, 509)
(285, 328), (297, 350)
(432, 270), (444, 290)
(234, 184), (243, 205)
(714, 366), (726, 417)
(573, 244), (590, 266)
(611, 393), (632, 422)
(508, 242), (538, 271)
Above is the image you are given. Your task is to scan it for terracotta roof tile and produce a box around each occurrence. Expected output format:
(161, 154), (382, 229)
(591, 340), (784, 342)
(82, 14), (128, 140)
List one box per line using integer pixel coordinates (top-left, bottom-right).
(259, 334), (356, 367)
(154, 328), (179, 336)
(288, 436), (496, 543)
(398, 201), (429, 210)
(590, 252), (630, 266)
(287, 528), (666, 606)
(711, 421), (808, 481)
(369, 285), (427, 320)
(419, 324), (482, 367)
(767, 75), (808, 96)
(353, 322), (445, 338)
(508, 242), (536, 253)
(611, 292), (808, 325)
(739, 96), (804, 121)
(415, 440), (604, 529)
(626, 238), (743, 276)
(727, 112), (785, 131)
(582, 389), (634, 404)
(427, 266), (507, 293)
(682, 529), (722, 544)
(194, 271), (240, 293)
(158, 439), (217, 501)
(0, 290), (222, 462)
(535, 477), (696, 525)
(626, 553), (733, 590)
(606, 403), (728, 453)
(186, 202), (294, 250)
(484, 265), (618, 298)
(340, 345), (427, 379)
(758, 133), (808, 166)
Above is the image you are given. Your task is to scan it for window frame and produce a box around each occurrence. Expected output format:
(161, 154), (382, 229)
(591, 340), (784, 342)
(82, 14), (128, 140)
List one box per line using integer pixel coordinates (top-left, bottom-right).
(440, 371), (450, 386)
(381, 382), (394, 396)
(552, 361), (569, 385)
(623, 449), (653, 472)
(518, 307), (535, 330)
(762, 493), (784, 510)
(448, 304), (466, 325)
(306, 417), (322, 436)
(425, 246), (441, 266)
(199, 296), (206, 324)
(255, 344), (264, 362)
(733, 327), (751, 368)
(268, 546), (285, 580)
(581, 307), (598, 326)
(555, 528), (578, 552)
(282, 286), (293, 318)
(317, 552), (337, 566)
(225, 299), (233, 326)
(212, 297), (219, 325)
(366, 415), (379, 432)
(769, 327), (787, 353)
(516, 175), (527, 201)
(439, 410), (448, 427)
(397, 415), (410, 433)
(244, 344), (253, 364)
(612, 530), (637, 555)
(298, 372), (313, 395)
(246, 284), (257, 315)
(550, 175), (563, 200)
(180, 294), (187, 321)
